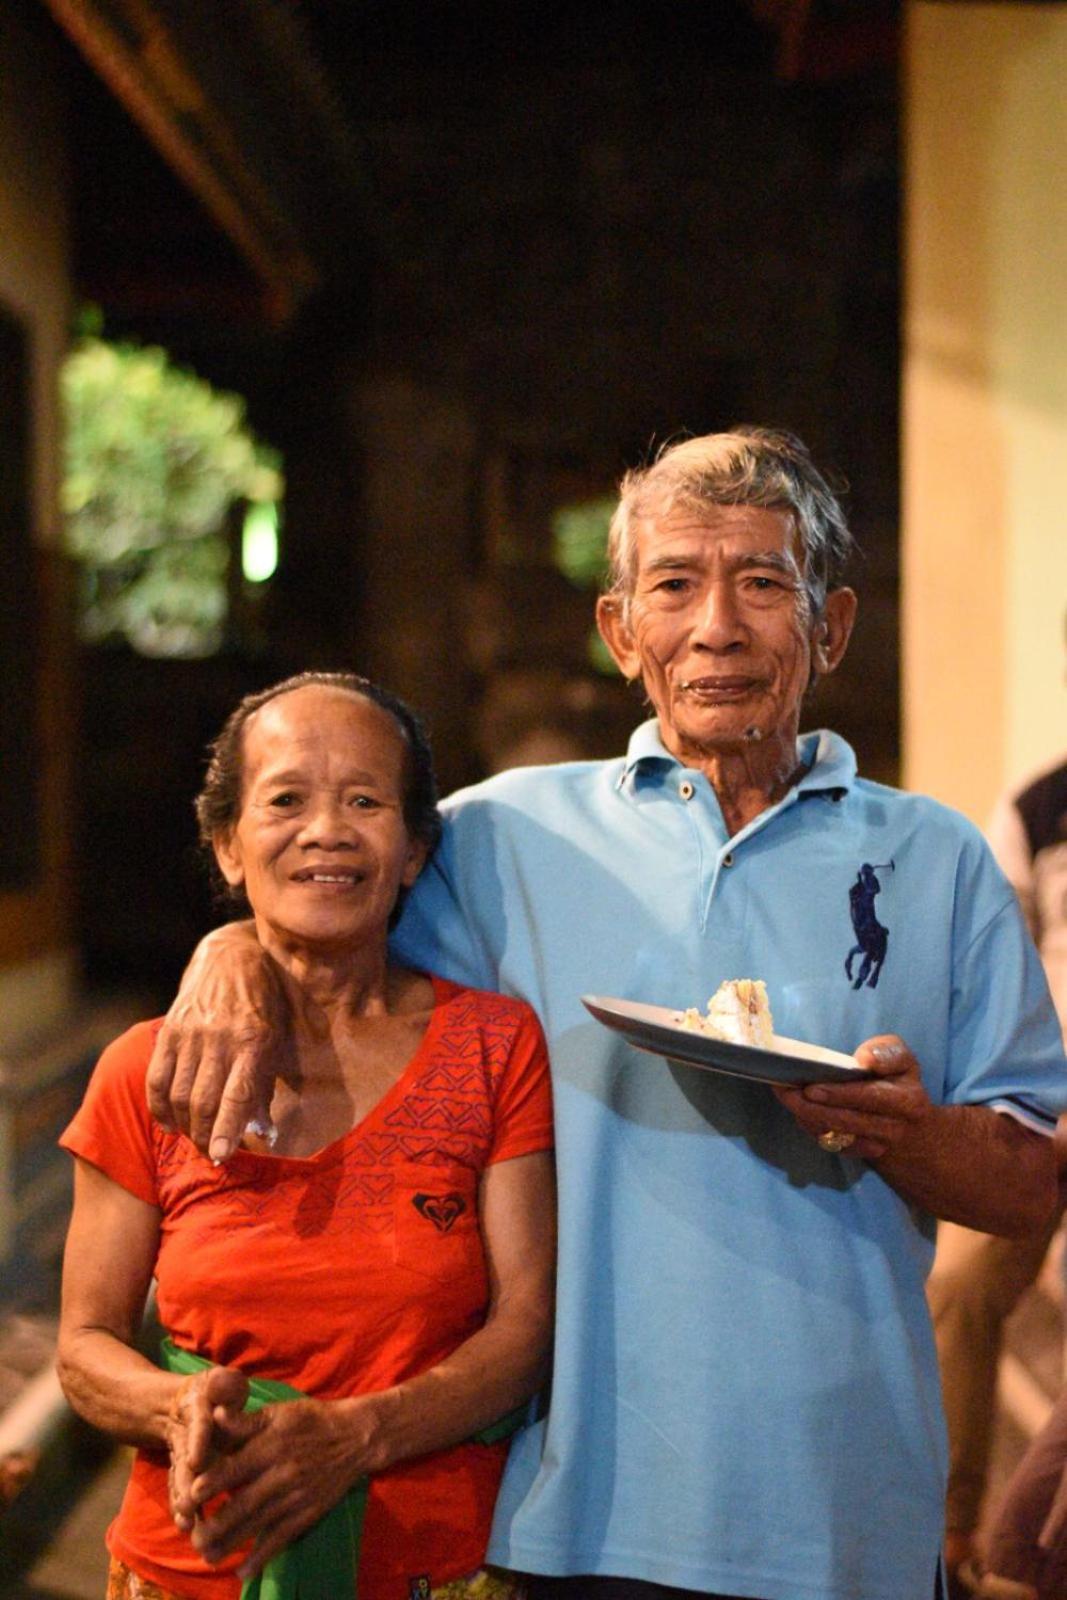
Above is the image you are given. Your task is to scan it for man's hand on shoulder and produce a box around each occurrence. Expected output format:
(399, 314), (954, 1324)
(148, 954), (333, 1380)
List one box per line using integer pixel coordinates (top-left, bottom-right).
(146, 923), (287, 1163)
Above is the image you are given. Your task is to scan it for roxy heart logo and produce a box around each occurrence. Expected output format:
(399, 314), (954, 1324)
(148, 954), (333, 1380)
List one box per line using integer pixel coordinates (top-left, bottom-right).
(412, 1191), (467, 1233)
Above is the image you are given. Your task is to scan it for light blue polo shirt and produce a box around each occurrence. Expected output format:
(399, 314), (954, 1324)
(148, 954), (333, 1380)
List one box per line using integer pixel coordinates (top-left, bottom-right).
(393, 720), (1066, 1600)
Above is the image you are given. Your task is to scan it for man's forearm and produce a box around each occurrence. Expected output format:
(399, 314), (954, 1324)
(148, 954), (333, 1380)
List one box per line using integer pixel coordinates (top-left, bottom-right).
(181, 919), (261, 984)
(875, 1105), (1057, 1237)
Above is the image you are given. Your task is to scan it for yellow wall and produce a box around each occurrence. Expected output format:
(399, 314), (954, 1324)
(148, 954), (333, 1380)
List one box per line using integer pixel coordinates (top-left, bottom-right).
(0, 3), (75, 1046)
(903, 4), (1067, 824)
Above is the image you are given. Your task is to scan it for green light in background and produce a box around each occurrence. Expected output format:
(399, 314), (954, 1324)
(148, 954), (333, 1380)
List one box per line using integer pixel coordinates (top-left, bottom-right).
(551, 497), (615, 590)
(242, 501), (279, 583)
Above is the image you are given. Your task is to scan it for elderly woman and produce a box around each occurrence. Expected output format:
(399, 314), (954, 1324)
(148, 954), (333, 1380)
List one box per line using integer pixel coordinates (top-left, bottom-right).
(57, 671), (555, 1600)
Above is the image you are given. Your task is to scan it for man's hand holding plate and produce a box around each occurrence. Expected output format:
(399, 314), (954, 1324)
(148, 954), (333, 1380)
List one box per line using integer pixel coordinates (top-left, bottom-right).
(772, 1034), (931, 1163)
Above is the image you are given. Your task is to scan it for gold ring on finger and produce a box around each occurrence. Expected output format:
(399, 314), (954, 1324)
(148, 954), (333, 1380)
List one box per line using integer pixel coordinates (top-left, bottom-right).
(818, 1129), (856, 1154)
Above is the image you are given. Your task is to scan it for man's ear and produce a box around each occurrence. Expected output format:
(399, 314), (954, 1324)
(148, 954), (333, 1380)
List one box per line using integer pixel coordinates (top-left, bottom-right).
(813, 587), (858, 679)
(213, 831), (245, 889)
(596, 594), (642, 681)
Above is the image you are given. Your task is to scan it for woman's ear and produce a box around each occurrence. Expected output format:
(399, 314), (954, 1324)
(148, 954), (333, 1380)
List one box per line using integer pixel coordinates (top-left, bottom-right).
(401, 837), (430, 890)
(596, 594), (642, 682)
(213, 830), (245, 889)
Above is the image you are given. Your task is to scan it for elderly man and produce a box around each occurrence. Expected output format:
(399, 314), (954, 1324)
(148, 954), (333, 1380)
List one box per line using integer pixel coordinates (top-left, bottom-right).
(148, 428), (1065, 1600)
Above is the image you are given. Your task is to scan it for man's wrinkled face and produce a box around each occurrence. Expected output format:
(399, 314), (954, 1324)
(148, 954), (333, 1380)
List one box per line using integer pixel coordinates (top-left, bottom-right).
(597, 502), (854, 761)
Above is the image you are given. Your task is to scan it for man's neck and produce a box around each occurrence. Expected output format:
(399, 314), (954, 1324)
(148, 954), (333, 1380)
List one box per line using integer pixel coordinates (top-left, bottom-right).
(662, 724), (807, 837)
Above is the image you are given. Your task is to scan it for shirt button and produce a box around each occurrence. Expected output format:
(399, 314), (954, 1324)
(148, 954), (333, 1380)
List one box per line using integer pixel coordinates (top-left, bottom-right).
(722, 852), (735, 867)
(679, 780), (695, 801)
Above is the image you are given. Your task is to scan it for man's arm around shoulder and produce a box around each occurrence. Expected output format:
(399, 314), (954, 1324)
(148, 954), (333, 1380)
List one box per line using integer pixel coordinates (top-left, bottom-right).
(145, 922), (286, 1162)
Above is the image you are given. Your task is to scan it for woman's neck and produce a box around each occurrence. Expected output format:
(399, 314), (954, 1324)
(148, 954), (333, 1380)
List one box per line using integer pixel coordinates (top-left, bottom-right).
(235, 929), (435, 1154)
(252, 924), (398, 1035)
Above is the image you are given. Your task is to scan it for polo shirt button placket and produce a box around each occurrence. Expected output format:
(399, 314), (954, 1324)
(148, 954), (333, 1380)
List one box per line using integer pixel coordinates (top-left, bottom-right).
(679, 779), (695, 801)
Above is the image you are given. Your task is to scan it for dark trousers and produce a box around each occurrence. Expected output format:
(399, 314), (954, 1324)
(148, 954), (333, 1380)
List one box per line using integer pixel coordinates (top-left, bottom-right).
(523, 1570), (945, 1599)
(522, 1581), (760, 1600)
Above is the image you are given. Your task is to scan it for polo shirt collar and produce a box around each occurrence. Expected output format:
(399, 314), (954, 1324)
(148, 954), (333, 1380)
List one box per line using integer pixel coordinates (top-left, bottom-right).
(619, 717), (857, 798)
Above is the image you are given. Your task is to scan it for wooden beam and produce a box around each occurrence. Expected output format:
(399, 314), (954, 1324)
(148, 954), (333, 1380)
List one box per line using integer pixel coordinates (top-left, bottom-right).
(40, 0), (320, 319)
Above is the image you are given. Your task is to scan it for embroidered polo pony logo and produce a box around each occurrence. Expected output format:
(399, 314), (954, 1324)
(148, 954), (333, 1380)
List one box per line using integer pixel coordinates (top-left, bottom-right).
(844, 861), (894, 990)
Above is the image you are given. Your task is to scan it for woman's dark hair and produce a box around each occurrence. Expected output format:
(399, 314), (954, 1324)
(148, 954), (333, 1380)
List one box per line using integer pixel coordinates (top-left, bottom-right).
(195, 671), (441, 911)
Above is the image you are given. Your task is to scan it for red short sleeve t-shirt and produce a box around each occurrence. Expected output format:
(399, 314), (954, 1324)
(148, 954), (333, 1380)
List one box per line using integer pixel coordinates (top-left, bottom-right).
(60, 976), (553, 1600)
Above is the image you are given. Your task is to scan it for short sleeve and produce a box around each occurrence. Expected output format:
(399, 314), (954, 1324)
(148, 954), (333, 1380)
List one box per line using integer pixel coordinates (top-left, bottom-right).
(946, 875), (1067, 1136)
(486, 1003), (554, 1166)
(393, 815), (498, 990)
(394, 791), (537, 996)
(59, 1020), (163, 1206)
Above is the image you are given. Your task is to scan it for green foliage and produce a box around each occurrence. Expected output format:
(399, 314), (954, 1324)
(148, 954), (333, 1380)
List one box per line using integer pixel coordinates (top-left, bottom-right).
(550, 496), (615, 591)
(61, 336), (282, 657)
(550, 496), (619, 674)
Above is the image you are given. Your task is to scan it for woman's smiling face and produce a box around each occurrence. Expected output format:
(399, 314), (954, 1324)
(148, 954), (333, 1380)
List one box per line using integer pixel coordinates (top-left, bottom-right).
(213, 685), (426, 954)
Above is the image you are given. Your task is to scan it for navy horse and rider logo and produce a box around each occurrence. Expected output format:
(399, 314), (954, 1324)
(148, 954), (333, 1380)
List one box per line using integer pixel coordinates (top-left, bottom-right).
(845, 860), (895, 990)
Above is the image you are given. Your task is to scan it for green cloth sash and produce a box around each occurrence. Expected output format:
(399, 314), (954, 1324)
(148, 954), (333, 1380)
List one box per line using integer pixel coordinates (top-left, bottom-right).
(161, 1337), (527, 1600)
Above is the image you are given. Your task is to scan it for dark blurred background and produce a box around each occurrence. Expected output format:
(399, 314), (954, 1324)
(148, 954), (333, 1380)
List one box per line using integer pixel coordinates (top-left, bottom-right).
(11, 4), (1067, 1581)
(31, 0), (901, 998)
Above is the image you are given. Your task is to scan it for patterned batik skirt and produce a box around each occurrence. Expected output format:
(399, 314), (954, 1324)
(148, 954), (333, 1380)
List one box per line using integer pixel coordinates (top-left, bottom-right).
(106, 1555), (526, 1599)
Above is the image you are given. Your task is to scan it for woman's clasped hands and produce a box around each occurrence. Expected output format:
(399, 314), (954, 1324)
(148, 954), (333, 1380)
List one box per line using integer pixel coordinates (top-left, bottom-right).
(166, 1369), (383, 1581)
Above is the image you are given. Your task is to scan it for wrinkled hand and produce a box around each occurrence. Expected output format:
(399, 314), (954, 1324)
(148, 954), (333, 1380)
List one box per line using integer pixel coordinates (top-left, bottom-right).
(189, 1396), (380, 1579)
(146, 928), (289, 1163)
(165, 1365), (249, 1534)
(772, 1034), (932, 1163)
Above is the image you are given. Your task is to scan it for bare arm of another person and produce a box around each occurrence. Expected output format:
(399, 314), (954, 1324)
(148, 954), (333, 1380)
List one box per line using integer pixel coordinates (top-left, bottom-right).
(56, 1159), (246, 1531)
(189, 1148), (557, 1580)
(146, 921), (285, 1162)
(774, 1035), (1057, 1237)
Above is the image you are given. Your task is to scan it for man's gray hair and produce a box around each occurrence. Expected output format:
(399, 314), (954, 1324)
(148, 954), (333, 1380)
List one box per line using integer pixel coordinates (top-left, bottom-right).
(604, 427), (854, 617)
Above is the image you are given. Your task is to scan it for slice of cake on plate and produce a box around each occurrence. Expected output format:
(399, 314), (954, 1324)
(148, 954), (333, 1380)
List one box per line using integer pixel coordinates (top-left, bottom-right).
(677, 978), (774, 1047)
